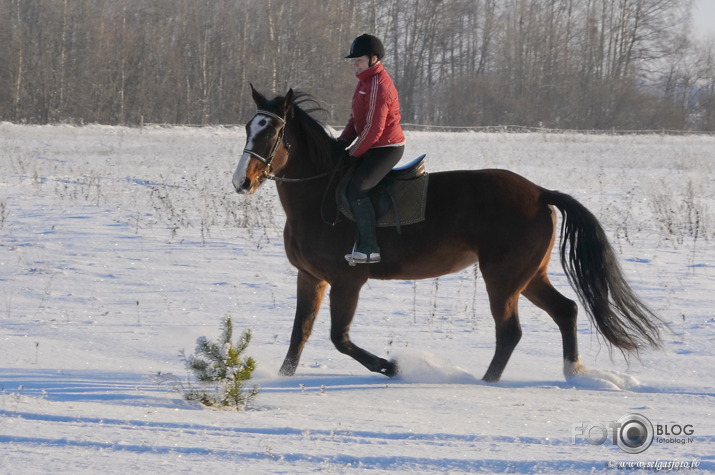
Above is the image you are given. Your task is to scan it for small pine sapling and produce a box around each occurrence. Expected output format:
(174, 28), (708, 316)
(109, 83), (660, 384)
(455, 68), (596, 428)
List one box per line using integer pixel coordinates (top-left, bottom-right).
(179, 316), (259, 409)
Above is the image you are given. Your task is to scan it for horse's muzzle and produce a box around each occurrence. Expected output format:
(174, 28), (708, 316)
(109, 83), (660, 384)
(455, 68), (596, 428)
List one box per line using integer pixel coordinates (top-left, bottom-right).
(232, 173), (254, 194)
(233, 152), (259, 194)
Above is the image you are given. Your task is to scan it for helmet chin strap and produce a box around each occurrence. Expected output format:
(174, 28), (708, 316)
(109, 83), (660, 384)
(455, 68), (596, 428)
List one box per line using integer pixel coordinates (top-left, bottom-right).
(369, 56), (380, 68)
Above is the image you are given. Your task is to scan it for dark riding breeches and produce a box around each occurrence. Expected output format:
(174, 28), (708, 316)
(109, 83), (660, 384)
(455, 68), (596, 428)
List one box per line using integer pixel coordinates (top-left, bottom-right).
(347, 146), (405, 254)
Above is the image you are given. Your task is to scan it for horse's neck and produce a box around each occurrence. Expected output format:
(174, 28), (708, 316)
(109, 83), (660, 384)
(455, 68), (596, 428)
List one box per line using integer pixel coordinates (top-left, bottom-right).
(275, 152), (336, 223)
(285, 118), (337, 175)
(274, 149), (320, 201)
(273, 119), (338, 220)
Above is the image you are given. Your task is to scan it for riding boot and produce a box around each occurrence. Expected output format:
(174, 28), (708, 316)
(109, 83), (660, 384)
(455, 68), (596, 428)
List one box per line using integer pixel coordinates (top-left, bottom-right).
(346, 195), (380, 264)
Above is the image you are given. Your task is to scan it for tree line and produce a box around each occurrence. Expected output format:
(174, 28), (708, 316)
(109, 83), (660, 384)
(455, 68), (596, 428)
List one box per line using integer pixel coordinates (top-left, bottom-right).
(1, 0), (713, 131)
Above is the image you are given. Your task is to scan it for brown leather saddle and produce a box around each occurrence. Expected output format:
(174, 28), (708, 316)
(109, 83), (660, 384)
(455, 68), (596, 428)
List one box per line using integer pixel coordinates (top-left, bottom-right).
(337, 154), (428, 232)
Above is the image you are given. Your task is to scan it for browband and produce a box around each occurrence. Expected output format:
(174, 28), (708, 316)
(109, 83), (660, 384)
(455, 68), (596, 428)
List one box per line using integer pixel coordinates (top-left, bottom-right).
(255, 110), (285, 123)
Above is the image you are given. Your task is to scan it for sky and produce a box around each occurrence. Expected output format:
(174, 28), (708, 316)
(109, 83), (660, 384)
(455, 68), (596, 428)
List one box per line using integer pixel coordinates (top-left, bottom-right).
(693, 0), (715, 39)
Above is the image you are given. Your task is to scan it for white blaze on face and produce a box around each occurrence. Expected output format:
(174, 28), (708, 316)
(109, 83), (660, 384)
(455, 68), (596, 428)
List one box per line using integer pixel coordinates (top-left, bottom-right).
(232, 114), (272, 193)
(232, 151), (253, 192)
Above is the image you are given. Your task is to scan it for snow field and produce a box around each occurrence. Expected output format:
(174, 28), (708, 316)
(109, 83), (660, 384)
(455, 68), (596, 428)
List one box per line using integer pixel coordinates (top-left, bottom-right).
(0, 123), (713, 473)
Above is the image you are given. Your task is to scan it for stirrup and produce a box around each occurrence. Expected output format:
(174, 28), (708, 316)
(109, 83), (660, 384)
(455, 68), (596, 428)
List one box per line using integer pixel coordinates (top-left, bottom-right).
(344, 249), (381, 266)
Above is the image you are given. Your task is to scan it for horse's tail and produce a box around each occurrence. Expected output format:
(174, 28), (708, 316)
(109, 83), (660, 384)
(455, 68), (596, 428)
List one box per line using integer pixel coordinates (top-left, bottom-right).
(543, 189), (664, 354)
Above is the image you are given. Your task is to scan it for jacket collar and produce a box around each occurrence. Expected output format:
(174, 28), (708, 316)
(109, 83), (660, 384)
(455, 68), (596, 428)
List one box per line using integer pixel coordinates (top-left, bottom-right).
(356, 62), (384, 81)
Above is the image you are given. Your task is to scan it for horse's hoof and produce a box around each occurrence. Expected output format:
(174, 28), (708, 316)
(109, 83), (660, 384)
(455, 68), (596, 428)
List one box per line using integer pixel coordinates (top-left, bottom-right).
(380, 360), (399, 378)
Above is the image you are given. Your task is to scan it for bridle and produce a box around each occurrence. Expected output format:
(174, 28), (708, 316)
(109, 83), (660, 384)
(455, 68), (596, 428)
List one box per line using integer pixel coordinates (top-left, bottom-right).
(242, 109), (330, 184)
(242, 110), (290, 174)
(241, 107), (349, 226)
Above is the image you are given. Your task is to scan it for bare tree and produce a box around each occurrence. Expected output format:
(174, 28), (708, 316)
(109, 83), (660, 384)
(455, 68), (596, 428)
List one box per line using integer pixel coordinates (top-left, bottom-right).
(0, 0), (710, 130)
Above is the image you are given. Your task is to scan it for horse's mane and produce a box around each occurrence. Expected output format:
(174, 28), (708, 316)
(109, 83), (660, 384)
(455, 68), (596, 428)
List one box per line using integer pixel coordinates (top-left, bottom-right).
(290, 91), (344, 172)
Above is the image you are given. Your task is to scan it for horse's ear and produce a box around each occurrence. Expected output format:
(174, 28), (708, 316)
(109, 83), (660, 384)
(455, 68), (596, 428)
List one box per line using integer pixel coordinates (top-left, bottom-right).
(250, 83), (266, 106)
(282, 88), (295, 114)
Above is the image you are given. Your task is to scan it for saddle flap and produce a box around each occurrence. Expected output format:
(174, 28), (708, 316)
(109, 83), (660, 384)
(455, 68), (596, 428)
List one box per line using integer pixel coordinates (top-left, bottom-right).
(337, 154), (429, 228)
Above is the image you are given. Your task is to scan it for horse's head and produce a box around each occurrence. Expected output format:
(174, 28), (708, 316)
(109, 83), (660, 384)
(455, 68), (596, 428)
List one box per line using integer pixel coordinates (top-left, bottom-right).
(232, 85), (294, 194)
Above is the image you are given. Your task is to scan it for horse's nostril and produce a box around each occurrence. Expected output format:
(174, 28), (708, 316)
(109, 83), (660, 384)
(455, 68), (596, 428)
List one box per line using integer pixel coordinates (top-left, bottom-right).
(233, 175), (251, 193)
(235, 177), (254, 194)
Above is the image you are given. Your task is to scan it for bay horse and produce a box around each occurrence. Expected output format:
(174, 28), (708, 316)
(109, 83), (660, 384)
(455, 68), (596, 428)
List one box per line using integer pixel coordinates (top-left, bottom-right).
(232, 86), (663, 382)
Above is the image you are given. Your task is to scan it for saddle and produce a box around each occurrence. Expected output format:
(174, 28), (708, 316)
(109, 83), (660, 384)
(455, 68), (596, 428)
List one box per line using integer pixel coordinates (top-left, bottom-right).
(337, 154), (429, 232)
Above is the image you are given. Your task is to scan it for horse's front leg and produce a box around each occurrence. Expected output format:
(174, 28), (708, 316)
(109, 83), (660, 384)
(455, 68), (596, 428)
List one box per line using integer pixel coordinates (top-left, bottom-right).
(329, 281), (398, 377)
(279, 270), (328, 376)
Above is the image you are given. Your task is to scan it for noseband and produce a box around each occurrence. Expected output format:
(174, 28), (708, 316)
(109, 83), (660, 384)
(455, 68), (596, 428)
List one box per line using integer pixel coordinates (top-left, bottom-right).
(242, 110), (290, 172)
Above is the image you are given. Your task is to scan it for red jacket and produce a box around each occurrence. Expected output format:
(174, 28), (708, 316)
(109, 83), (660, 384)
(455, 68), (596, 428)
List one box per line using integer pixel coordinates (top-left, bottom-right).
(339, 62), (405, 158)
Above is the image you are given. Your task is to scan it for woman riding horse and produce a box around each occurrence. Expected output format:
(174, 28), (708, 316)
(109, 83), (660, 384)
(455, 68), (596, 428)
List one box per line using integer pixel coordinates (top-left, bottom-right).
(339, 34), (405, 265)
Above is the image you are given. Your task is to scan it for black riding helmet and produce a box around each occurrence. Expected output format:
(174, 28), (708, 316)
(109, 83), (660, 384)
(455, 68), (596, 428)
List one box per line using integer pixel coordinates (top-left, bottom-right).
(345, 34), (385, 60)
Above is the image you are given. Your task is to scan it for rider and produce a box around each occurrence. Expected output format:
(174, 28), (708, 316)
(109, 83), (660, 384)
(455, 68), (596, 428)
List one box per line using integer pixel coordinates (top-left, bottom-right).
(339, 34), (405, 264)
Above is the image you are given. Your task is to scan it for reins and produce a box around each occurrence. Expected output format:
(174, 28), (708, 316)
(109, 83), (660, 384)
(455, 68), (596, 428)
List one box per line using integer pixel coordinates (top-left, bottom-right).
(265, 171), (329, 183)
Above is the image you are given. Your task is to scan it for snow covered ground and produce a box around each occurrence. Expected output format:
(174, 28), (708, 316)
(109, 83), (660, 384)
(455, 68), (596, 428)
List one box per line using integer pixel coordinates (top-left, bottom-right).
(0, 122), (713, 473)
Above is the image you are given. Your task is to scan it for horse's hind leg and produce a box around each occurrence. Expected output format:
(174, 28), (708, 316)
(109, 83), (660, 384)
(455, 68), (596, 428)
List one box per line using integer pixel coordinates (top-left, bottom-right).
(329, 280), (397, 377)
(522, 271), (586, 379)
(279, 270), (328, 376)
(482, 291), (523, 382)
